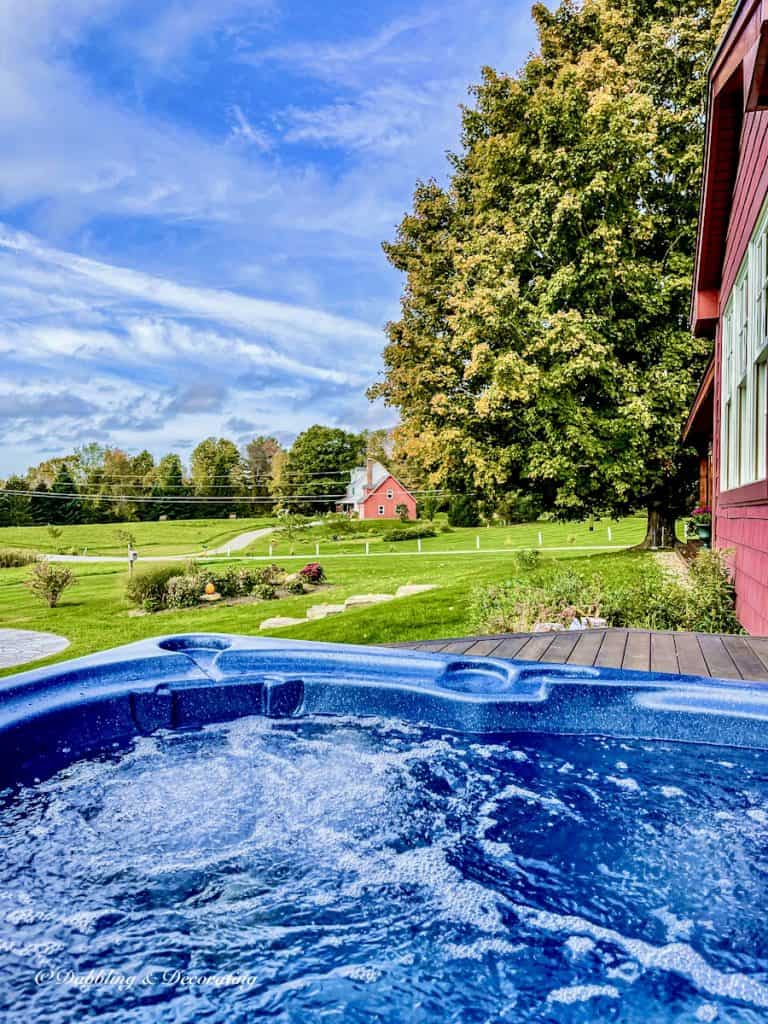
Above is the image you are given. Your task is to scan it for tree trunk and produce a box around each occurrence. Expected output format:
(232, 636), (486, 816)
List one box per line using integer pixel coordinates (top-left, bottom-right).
(634, 506), (680, 550)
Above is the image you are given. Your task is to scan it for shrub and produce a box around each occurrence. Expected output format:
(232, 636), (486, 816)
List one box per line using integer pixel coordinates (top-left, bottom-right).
(419, 494), (439, 520)
(469, 561), (685, 635)
(448, 495), (480, 527)
(24, 562), (76, 607)
(389, 527), (437, 542)
(602, 573), (686, 631)
(439, 524), (454, 534)
(166, 574), (204, 609)
(126, 564), (181, 612)
(299, 562), (326, 584)
(0, 549), (39, 568)
(512, 549), (540, 572)
(286, 578), (306, 595)
(255, 583), (278, 600)
(469, 581), (539, 634)
(685, 549), (741, 633)
(257, 564), (286, 587)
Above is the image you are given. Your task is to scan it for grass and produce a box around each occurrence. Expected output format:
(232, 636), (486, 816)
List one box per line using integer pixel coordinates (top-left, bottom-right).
(0, 517), (275, 557)
(0, 542), (655, 678)
(247, 515), (648, 558)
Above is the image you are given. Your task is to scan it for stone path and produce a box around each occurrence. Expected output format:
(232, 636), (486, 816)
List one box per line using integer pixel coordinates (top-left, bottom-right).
(0, 629), (70, 670)
(46, 526), (277, 564)
(260, 584), (438, 630)
(653, 550), (692, 589)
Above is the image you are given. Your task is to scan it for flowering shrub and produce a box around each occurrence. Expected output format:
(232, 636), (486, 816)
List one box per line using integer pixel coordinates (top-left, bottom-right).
(127, 561), (291, 610)
(689, 506), (711, 528)
(299, 563), (326, 584)
(166, 574), (204, 609)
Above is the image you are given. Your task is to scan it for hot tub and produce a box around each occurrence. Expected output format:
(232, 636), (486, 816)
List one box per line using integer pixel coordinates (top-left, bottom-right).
(1, 633), (768, 1022)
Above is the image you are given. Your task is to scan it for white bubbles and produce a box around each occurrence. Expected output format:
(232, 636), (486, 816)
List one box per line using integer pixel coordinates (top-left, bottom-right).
(547, 983), (619, 1004)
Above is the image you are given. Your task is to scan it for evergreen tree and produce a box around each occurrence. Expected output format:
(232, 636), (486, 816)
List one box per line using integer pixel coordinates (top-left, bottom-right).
(0, 476), (32, 526)
(371, 0), (733, 547)
(50, 463), (82, 525)
(29, 481), (56, 526)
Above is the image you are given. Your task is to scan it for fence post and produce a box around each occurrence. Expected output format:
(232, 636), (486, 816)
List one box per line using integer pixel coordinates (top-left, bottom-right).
(315, 542), (320, 557)
(476, 535), (480, 550)
(269, 543), (273, 558)
(538, 531), (543, 547)
(365, 541), (370, 555)
(607, 527), (612, 542)
(418, 538), (422, 553)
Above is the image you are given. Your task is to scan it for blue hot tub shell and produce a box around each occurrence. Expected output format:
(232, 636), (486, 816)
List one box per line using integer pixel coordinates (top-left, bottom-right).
(2, 631), (768, 785)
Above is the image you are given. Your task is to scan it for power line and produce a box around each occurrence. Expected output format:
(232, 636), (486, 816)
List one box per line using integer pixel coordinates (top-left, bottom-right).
(1, 488), (457, 504)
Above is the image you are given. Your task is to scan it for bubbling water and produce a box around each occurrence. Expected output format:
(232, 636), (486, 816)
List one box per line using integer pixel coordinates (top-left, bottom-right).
(1, 716), (768, 1022)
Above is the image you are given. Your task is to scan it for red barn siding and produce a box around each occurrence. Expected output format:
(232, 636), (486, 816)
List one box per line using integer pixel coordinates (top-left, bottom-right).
(712, 108), (768, 635)
(693, 1), (768, 634)
(721, 111), (768, 298)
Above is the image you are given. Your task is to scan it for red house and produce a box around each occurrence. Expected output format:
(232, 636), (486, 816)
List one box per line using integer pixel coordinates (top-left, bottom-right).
(686, 0), (768, 633)
(340, 459), (417, 520)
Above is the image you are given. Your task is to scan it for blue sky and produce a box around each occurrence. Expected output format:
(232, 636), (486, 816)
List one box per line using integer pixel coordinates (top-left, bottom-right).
(0, 0), (536, 474)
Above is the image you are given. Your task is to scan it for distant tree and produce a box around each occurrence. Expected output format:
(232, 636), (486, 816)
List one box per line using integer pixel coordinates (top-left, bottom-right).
(419, 493), (440, 521)
(0, 475), (32, 527)
(51, 463), (82, 525)
(448, 495), (480, 528)
(191, 437), (241, 518)
(245, 436), (282, 500)
(279, 426), (365, 513)
(29, 481), (56, 526)
(155, 453), (188, 519)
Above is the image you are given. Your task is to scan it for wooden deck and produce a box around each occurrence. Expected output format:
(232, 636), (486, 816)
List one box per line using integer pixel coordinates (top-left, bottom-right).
(393, 629), (768, 682)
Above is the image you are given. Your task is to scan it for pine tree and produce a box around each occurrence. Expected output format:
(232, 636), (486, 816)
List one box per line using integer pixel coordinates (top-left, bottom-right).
(50, 464), (82, 525)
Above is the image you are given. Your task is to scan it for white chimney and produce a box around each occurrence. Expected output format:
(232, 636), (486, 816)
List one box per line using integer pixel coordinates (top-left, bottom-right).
(366, 458), (374, 489)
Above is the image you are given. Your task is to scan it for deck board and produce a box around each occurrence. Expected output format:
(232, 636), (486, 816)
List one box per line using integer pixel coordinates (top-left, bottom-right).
(698, 634), (741, 679)
(391, 629), (768, 683)
(594, 630), (628, 669)
(514, 633), (558, 662)
(650, 632), (679, 675)
(623, 631), (651, 672)
(566, 630), (605, 667)
(722, 636), (768, 680)
(671, 633), (709, 678)
(540, 631), (581, 664)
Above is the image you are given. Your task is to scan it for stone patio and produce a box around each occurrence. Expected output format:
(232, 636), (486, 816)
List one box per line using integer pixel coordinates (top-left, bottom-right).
(0, 629), (70, 670)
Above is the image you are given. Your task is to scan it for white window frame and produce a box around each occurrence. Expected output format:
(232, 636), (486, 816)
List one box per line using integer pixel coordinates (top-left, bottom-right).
(377, 504), (385, 516)
(386, 488), (394, 500)
(721, 196), (768, 490)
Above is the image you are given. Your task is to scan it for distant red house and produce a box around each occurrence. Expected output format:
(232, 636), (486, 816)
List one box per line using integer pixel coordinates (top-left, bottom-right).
(339, 459), (417, 520)
(686, 0), (768, 633)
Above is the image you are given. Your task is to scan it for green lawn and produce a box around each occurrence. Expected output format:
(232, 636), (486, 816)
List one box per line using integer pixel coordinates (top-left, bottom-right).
(0, 517), (275, 557)
(0, 545), (654, 678)
(246, 514), (648, 558)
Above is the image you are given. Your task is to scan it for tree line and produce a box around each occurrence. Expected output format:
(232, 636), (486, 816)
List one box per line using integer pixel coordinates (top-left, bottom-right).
(0, 427), (399, 526)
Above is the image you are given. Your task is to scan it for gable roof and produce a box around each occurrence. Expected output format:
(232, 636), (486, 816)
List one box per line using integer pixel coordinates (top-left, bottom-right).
(343, 460), (413, 505)
(344, 460), (390, 505)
